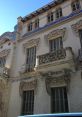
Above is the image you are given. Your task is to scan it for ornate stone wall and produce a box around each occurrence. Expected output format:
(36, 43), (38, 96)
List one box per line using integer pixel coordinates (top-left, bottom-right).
(0, 78), (10, 117)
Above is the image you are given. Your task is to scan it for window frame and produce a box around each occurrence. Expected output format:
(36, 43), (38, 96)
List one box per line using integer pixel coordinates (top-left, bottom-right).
(35, 19), (39, 29)
(21, 90), (34, 115)
(71, 0), (80, 12)
(26, 46), (36, 72)
(28, 22), (33, 32)
(49, 37), (63, 52)
(55, 8), (63, 19)
(51, 86), (69, 113)
(47, 12), (54, 23)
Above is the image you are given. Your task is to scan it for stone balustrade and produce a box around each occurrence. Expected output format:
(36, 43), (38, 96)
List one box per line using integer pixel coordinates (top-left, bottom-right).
(37, 47), (73, 66)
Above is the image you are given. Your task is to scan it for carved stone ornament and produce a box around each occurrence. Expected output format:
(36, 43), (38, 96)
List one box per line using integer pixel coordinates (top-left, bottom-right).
(71, 20), (82, 36)
(19, 79), (37, 96)
(44, 69), (71, 95)
(0, 49), (10, 58)
(45, 28), (66, 40)
(23, 38), (40, 49)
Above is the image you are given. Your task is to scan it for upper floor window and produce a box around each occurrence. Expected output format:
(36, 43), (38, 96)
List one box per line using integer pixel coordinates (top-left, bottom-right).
(28, 22), (33, 31)
(21, 90), (34, 115)
(49, 37), (63, 52)
(71, 0), (80, 11)
(47, 12), (54, 23)
(55, 8), (62, 19)
(26, 46), (36, 72)
(35, 19), (39, 29)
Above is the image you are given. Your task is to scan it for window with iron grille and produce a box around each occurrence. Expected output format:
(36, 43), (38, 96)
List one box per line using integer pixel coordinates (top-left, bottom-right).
(51, 87), (69, 113)
(71, 0), (80, 11)
(22, 90), (34, 115)
(28, 22), (33, 31)
(79, 30), (82, 48)
(55, 8), (62, 19)
(26, 46), (36, 72)
(35, 19), (39, 29)
(49, 37), (63, 52)
(47, 12), (54, 23)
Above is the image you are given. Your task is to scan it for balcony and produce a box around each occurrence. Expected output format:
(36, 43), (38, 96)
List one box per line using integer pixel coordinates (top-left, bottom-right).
(36, 47), (75, 72)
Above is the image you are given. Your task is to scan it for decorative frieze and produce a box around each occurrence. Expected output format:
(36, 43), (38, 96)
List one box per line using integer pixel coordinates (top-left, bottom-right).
(0, 49), (10, 58)
(71, 20), (82, 36)
(19, 79), (37, 96)
(38, 49), (66, 65)
(45, 28), (66, 40)
(44, 69), (71, 95)
(23, 38), (40, 49)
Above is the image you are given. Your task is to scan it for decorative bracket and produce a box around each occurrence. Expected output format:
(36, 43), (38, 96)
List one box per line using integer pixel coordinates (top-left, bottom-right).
(45, 28), (66, 41)
(23, 38), (40, 52)
(71, 20), (82, 36)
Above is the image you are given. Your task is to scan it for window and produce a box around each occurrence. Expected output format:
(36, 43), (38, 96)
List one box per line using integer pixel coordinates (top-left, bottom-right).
(51, 87), (69, 113)
(49, 37), (63, 52)
(28, 22), (33, 31)
(79, 30), (82, 48)
(0, 57), (6, 67)
(22, 90), (34, 115)
(35, 19), (39, 29)
(26, 46), (36, 72)
(71, 0), (80, 11)
(55, 8), (62, 19)
(47, 12), (54, 23)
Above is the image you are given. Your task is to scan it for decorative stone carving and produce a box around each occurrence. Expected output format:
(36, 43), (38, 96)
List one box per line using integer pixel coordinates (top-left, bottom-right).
(0, 49), (10, 57)
(44, 69), (71, 95)
(71, 20), (82, 36)
(45, 28), (66, 40)
(38, 49), (66, 65)
(23, 38), (40, 49)
(19, 79), (37, 96)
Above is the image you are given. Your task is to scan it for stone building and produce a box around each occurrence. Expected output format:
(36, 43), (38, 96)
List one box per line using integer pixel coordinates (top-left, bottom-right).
(0, 32), (15, 117)
(1, 0), (82, 117)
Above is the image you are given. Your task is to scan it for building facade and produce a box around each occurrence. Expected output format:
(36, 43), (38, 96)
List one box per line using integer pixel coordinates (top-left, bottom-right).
(1, 0), (82, 117)
(0, 32), (15, 117)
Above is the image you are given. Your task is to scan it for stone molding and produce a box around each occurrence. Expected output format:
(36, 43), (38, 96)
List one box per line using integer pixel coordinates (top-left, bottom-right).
(43, 69), (71, 95)
(23, 38), (40, 49)
(45, 28), (66, 40)
(19, 79), (37, 96)
(0, 49), (11, 58)
(71, 20), (82, 36)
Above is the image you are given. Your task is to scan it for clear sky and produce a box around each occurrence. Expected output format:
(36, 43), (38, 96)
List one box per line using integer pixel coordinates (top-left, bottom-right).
(0, 0), (52, 35)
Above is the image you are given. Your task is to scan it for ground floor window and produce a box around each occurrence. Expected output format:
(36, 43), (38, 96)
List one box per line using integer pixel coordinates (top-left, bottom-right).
(22, 90), (34, 115)
(51, 87), (69, 113)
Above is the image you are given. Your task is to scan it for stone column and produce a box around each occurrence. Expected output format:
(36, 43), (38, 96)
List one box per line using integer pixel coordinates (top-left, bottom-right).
(34, 77), (50, 114)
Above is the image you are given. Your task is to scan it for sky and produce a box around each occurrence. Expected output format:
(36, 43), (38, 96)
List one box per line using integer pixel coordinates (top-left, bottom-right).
(0, 0), (52, 36)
